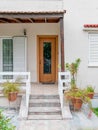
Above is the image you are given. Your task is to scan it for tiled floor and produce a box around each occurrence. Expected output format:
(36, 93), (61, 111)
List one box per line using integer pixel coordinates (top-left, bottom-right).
(31, 83), (58, 95)
(18, 120), (70, 130)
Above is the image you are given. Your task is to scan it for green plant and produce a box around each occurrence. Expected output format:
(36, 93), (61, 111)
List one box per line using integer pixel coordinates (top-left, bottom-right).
(1, 81), (20, 97)
(84, 85), (94, 99)
(1, 77), (21, 97)
(86, 85), (94, 93)
(0, 109), (16, 130)
(66, 58), (81, 89)
(65, 88), (91, 103)
(92, 108), (98, 116)
(65, 87), (92, 111)
(74, 90), (83, 98)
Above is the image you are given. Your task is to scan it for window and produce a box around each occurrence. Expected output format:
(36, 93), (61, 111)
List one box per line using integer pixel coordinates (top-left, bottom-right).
(2, 39), (13, 79)
(88, 33), (98, 66)
(0, 37), (26, 74)
(3, 39), (13, 72)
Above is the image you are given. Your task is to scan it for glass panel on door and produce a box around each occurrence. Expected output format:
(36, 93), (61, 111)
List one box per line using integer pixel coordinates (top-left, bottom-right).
(43, 42), (51, 74)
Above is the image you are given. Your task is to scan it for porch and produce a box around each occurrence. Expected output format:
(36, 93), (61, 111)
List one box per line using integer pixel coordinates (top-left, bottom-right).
(30, 83), (58, 95)
(0, 12), (65, 83)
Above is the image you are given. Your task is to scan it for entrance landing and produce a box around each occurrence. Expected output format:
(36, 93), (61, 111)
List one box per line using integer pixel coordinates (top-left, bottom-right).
(31, 83), (58, 95)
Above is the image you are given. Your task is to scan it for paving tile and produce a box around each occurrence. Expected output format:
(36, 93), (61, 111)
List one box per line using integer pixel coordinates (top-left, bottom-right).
(18, 120), (70, 130)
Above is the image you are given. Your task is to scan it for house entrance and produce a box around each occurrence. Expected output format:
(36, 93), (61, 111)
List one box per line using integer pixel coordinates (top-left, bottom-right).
(38, 36), (58, 83)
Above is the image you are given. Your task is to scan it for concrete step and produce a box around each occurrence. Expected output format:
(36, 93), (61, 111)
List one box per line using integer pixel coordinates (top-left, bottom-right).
(28, 94), (62, 120)
(29, 102), (60, 107)
(28, 111), (61, 115)
(28, 115), (62, 120)
(29, 99), (60, 103)
(30, 95), (59, 99)
(29, 107), (61, 112)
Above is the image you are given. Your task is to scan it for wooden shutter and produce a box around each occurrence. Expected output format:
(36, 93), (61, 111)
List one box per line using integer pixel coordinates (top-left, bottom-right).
(13, 36), (27, 72)
(89, 34), (98, 66)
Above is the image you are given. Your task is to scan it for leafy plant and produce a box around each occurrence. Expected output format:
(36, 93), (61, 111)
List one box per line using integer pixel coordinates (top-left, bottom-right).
(0, 109), (16, 130)
(74, 90), (83, 98)
(92, 108), (98, 116)
(86, 85), (94, 93)
(66, 58), (81, 89)
(84, 85), (95, 99)
(65, 88), (91, 103)
(1, 77), (21, 97)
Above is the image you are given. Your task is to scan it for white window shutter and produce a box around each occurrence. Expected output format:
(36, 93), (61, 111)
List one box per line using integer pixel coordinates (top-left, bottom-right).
(89, 34), (98, 66)
(13, 36), (27, 72)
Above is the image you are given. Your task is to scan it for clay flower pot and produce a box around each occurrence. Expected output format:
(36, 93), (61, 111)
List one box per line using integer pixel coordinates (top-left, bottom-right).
(87, 92), (94, 99)
(73, 98), (83, 110)
(71, 97), (76, 104)
(8, 92), (18, 102)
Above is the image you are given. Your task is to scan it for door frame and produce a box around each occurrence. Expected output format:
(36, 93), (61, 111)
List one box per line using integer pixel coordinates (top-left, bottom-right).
(37, 35), (58, 83)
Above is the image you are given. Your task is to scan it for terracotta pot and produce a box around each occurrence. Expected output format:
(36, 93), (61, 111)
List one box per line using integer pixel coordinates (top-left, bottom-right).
(73, 98), (83, 110)
(71, 97), (76, 104)
(8, 92), (18, 102)
(87, 92), (94, 99)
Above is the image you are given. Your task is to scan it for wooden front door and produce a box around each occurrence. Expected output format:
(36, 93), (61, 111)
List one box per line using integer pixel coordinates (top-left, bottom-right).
(38, 36), (57, 83)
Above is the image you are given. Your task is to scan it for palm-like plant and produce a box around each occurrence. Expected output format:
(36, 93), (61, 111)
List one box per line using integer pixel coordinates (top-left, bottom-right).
(66, 58), (81, 89)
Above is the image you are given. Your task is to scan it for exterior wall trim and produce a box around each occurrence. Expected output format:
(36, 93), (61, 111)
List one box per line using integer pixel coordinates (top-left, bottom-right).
(0, 12), (65, 19)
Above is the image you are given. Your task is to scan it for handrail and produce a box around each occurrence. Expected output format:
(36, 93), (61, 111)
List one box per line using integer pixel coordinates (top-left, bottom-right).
(58, 71), (72, 118)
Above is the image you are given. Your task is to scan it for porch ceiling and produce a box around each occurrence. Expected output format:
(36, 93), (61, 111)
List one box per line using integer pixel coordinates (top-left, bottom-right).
(0, 11), (65, 23)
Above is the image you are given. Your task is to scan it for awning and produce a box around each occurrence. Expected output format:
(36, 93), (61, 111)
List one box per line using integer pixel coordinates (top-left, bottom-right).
(0, 10), (66, 23)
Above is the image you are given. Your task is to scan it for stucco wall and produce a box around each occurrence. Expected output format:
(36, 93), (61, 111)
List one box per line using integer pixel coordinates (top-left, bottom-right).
(0, 0), (63, 12)
(0, 0), (98, 92)
(0, 23), (60, 82)
(64, 0), (98, 92)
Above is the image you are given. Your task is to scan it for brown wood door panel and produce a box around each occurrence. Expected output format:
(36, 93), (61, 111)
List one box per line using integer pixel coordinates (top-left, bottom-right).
(39, 37), (56, 83)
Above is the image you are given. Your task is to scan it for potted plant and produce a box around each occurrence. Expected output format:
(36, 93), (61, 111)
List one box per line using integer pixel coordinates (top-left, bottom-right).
(73, 89), (85, 110)
(1, 78), (21, 102)
(85, 85), (95, 99)
(66, 58), (81, 89)
(65, 88), (91, 110)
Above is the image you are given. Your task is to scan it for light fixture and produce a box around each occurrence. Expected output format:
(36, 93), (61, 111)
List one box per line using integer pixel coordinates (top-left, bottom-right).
(23, 29), (26, 36)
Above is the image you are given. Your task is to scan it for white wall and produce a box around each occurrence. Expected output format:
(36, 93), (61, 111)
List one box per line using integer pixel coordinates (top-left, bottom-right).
(64, 0), (98, 92)
(1, 0), (98, 92)
(0, 23), (60, 82)
(0, 0), (63, 12)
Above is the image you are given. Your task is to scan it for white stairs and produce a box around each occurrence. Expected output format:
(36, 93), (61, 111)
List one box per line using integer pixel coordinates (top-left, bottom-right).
(28, 95), (62, 120)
